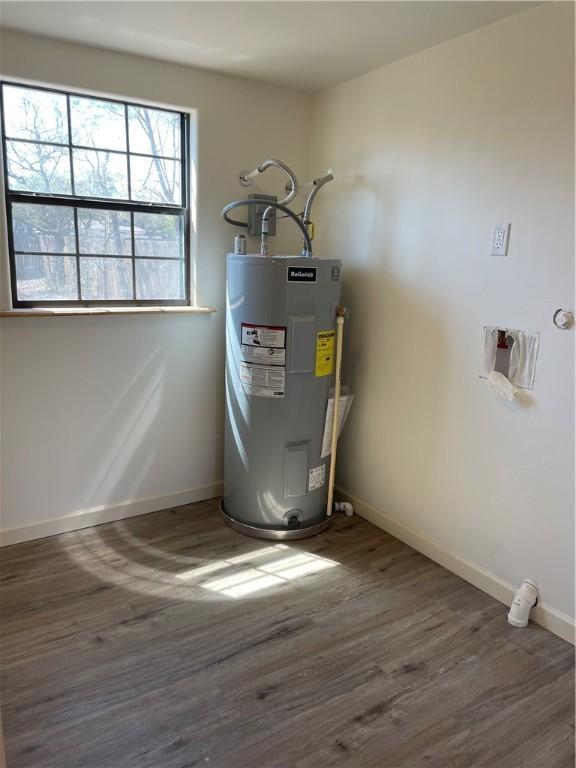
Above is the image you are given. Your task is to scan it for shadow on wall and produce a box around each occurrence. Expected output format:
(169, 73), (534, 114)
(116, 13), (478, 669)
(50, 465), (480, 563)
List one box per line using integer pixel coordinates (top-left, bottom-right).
(54, 313), (223, 516)
(313, 168), (449, 508)
(324, 165), (538, 567)
(76, 347), (167, 510)
(312, 168), (502, 546)
(336, 266), (447, 501)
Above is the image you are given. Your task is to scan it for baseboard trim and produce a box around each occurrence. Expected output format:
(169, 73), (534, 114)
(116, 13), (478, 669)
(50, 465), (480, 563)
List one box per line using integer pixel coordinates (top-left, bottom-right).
(0, 483), (224, 547)
(336, 486), (575, 646)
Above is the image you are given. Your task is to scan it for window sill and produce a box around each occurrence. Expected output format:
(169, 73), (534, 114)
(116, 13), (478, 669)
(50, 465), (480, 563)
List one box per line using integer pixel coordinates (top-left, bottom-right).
(0, 306), (216, 317)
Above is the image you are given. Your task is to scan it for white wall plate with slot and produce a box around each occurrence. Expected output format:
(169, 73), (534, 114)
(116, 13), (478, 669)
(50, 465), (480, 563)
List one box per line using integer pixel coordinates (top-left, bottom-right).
(491, 222), (511, 256)
(479, 325), (539, 389)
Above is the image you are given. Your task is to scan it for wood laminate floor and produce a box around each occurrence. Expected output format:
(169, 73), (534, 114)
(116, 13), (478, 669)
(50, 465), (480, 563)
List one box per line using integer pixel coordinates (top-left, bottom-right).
(1, 500), (574, 768)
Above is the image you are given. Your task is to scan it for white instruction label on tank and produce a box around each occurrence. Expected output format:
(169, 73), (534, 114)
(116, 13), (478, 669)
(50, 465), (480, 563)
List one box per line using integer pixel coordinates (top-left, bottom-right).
(241, 323), (286, 349)
(308, 464), (326, 491)
(241, 345), (285, 366)
(240, 363), (285, 398)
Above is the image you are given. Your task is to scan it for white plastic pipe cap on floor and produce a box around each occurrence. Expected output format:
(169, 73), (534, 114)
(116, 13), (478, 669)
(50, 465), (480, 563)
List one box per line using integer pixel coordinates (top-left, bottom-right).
(508, 579), (538, 628)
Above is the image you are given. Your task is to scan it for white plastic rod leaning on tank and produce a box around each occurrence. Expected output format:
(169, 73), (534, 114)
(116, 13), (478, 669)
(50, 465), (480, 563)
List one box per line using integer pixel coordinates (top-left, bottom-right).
(327, 305), (346, 517)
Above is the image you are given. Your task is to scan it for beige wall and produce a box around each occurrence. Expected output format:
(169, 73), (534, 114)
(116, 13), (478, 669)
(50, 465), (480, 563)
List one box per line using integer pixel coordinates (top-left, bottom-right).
(0, 6), (573, 629)
(309, 3), (574, 619)
(0, 30), (312, 536)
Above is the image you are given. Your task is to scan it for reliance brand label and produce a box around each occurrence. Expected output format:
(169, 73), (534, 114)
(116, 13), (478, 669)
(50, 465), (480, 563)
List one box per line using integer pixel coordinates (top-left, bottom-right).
(287, 266), (317, 283)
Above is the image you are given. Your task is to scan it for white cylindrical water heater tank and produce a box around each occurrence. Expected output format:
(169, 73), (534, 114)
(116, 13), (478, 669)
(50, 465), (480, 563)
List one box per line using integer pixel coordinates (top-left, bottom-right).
(222, 254), (342, 539)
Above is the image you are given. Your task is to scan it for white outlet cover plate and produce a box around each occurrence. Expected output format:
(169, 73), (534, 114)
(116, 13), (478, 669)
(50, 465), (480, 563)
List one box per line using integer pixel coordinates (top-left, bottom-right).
(491, 222), (511, 256)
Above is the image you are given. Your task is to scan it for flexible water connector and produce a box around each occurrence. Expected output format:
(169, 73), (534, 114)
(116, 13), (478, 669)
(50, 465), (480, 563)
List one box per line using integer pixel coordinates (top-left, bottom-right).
(301, 171), (334, 257)
(239, 159), (298, 206)
(303, 171), (334, 223)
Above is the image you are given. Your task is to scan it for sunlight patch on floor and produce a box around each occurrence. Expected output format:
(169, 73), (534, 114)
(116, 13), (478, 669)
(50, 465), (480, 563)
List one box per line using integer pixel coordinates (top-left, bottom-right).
(63, 533), (338, 602)
(196, 546), (339, 598)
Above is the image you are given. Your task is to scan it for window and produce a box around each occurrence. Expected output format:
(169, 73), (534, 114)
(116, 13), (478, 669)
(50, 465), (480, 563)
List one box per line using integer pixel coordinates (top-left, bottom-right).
(1, 82), (190, 307)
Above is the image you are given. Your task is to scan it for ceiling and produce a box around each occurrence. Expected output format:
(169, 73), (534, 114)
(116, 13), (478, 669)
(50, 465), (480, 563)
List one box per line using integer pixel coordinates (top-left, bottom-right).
(0, 1), (541, 92)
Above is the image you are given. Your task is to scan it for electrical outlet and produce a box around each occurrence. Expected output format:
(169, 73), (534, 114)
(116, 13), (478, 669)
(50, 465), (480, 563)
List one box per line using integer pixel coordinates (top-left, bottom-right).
(491, 223), (510, 256)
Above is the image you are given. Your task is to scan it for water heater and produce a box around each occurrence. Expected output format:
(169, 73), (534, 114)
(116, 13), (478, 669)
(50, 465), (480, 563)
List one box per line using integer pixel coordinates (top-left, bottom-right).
(220, 159), (348, 539)
(223, 255), (342, 539)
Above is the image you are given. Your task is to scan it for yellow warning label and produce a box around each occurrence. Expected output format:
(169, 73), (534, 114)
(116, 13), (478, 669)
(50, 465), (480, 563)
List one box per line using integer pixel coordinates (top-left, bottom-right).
(315, 330), (335, 377)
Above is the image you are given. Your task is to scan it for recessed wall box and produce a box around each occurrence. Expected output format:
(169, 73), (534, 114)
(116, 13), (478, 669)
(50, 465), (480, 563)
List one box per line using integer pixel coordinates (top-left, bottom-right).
(480, 326), (540, 389)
